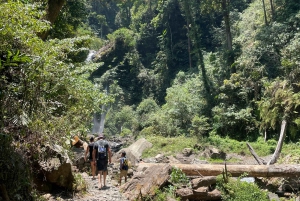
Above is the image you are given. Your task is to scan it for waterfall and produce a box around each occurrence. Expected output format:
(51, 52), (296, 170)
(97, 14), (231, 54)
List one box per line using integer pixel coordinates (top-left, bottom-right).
(91, 86), (109, 135)
(86, 50), (96, 62)
(87, 50), (109, 135)
(92, 105), (107, 134)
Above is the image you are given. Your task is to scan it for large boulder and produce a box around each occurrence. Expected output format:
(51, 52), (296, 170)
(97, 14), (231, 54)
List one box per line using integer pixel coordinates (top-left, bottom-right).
(121, 164), (171, 201)
(201, 146), (226, 160)
(112, 138), (152, 166)
(36, 144), (74, 191)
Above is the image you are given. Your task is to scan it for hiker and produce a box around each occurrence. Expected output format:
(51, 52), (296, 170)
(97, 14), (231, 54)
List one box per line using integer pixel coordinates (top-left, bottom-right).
(119, 151), (128, 185)
(93, 133), (111, 189)
(84, 136), (96, 179)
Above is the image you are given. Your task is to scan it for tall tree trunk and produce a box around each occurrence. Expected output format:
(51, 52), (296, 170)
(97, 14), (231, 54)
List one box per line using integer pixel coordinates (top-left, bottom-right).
(270, 0), (275, 20)
(267, 120), (287, 165)
(221, 0), (232, 51)
(221, 0), (235, 73)
(182, 0), (210, 93)
(262, 0), (268, 26)
(187, 21), (192, 69)
(39, 0), (66, 40)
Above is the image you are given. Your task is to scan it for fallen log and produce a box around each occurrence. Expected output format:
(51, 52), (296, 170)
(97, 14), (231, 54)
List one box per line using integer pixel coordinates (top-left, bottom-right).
(137, 163), (300, 177)
(246, 142), (266, 165)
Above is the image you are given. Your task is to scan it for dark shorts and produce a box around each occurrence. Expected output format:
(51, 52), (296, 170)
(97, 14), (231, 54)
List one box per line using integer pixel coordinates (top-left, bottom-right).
(97, 159), (108, 171)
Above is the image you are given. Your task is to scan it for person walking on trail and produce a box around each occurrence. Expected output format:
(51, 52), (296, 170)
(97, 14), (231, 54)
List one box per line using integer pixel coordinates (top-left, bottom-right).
(119, 151), (128, 185)
(93, 133), (111, 189)
(84, 136), (96, 180)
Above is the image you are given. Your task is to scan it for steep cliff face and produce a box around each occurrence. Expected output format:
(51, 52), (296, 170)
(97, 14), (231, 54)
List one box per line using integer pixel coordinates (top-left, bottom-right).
(91, 35), (143, 105)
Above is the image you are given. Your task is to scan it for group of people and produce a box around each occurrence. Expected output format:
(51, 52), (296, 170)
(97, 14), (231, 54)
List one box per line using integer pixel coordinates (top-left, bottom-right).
(84, 133), (128, 189)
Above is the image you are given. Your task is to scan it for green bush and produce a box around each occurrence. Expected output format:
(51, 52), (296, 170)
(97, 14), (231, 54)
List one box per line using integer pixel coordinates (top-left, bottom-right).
(170, 167), (189, 186)
(142, 135), (197, 158)
(120, 128), (132, 137)
(216, 175), (268, 201)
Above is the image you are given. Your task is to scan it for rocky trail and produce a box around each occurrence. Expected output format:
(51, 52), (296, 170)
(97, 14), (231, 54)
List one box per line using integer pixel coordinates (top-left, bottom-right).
(74, 171), (128, 201)
(43, 167), (129, 201)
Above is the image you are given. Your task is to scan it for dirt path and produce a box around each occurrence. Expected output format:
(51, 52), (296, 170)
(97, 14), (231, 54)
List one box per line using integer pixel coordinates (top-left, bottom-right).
(74, 172), (129, 201)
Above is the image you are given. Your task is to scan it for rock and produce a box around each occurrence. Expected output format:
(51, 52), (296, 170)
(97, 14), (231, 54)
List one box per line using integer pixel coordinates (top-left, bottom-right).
(176, 188), (194, 199)
(127, 168), (134, 177)
(112, 138), (152, 166)
(42, 193), (52, 199)
(142, 157), (156, 163)
(194, 143), (203, 150)
(201, 146), (226, 160)
(268, 192), (280, 201)
(36, 144), (74, 191)
(166, 196), (178, 201)
(166, 155), (181, 164)
(182, 148), (193, 157)
(155, 154), (168, 163)
(175, 153), (195, 164)
(71, 147), (89, 171)
(191, 176), (217, 189)
(121, 164), (171, 201)
(176, 188), (221, 201)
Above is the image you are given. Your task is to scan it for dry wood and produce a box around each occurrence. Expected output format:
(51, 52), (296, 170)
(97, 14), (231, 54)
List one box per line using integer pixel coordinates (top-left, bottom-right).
(137, 163), (300, 177)
(246, 142), (266, 165)
(268, 120), (287, 165)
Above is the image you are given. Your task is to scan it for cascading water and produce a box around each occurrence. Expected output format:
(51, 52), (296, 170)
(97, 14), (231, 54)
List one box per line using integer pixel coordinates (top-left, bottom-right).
(86, 50), (96, 62)
(86, 50), (109, 135)
(92, 105), (107, 134)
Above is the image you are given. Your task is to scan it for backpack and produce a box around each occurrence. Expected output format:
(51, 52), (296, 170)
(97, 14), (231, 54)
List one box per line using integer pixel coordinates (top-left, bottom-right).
(97, 141), (107, 160)
(122, 157), (128, 170)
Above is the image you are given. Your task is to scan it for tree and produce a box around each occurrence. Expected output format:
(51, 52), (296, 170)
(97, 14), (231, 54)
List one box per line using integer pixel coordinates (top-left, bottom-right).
(262, 0), (268, 26)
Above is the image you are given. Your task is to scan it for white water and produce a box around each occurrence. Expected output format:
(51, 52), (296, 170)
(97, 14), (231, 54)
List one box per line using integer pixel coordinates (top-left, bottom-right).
(86, 50), (96, 62)
(92, 105), (107, 134)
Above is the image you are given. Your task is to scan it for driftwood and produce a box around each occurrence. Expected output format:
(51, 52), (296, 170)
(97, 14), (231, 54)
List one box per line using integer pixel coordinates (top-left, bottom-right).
(268, 120), (287, 165)
(246, 142), (266, 165)
(137, 163), (300, 177)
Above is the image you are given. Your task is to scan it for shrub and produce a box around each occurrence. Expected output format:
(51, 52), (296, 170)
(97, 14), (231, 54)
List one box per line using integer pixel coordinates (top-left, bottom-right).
(216, 174), (268, 201)
(170, 167), (189, 186)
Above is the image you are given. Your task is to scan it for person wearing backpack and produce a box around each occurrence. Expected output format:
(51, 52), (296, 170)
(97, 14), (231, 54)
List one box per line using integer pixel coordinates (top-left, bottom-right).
(93, 133), (111, 189)
(84, 136), (96, 180)
(119, 151), (128, 185)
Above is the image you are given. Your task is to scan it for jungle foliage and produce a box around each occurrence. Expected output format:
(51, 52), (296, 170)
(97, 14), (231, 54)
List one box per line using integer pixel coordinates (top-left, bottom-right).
(92, 0), (300, 142)
(0, 0), (300, 199)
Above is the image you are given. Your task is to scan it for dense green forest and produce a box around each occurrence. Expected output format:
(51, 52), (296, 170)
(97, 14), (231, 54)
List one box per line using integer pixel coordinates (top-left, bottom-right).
(0, 0), (300, 199)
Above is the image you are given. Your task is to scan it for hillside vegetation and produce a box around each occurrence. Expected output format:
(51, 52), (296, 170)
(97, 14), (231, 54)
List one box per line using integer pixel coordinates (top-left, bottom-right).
(0, 0), (300, 200)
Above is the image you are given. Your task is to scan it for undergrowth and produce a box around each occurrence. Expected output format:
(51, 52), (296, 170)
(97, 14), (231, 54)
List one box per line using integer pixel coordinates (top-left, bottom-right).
(142, 135), (197, 158)
(142, 134), (300, 164)
(216, 173), (269, 201)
